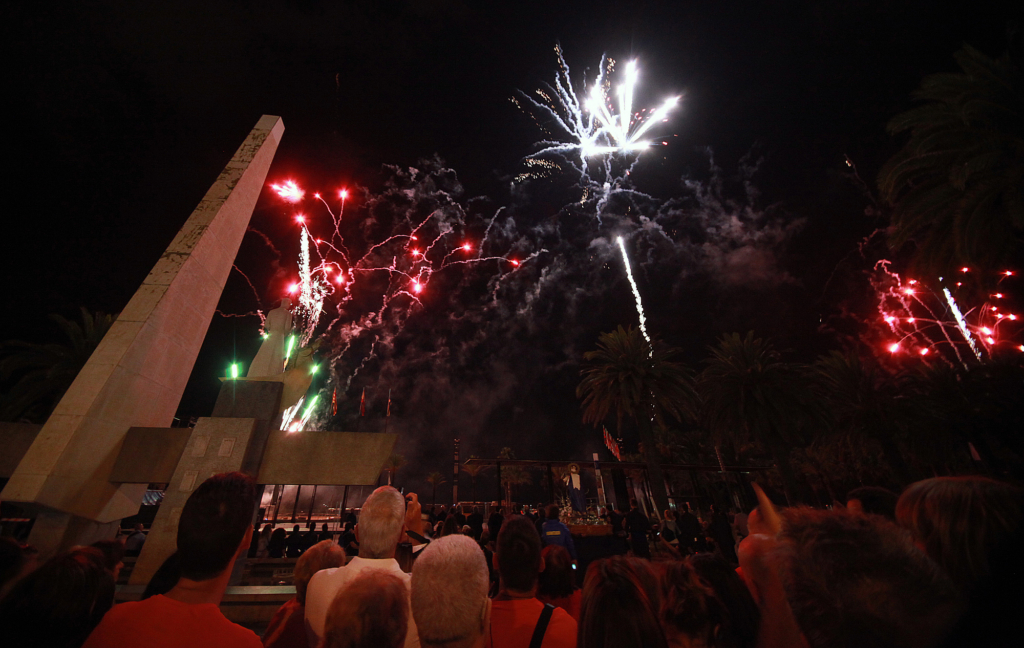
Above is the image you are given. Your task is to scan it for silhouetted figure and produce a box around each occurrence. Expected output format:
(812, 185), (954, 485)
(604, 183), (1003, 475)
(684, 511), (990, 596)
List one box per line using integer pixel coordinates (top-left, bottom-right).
(268, 527), (287, 558)
(285, 525), (305, 558)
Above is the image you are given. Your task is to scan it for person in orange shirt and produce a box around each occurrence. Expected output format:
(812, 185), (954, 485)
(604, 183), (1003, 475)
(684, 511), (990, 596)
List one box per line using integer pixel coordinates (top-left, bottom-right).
(536, 545), (580, 622)
(488, 516), (577, 648)
(83, 472), (263, 648)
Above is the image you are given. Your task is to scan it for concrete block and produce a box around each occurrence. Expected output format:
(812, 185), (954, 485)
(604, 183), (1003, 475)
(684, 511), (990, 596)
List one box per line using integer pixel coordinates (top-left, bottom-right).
(129, 417), (257, 585)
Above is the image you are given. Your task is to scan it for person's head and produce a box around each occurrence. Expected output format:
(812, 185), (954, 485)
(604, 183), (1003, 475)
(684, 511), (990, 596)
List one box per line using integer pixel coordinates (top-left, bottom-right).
(270, 527), (287, 543)
(461, 525), (473, 536)
(357, 486), (406, 559)
(773, 507), (959, 648)
(260, 524), (273, 539)
(322, 569), (408, 648)
(629, 500), (638, 510)
(495, 515), (543, 594)
(322, 522), (330, 532)
(538, 545), (576, 598)
(0, 547), (115, 648)
(664, 509), (676, 521)
(441, 515), (460, 537)
(133, 523), (144, 532)
(545, 504), (560, 521)
(292, 525), (300, 533)
(846, 486), (899, 520)
(177, 471), (257, 581)
(142, 551), (181, 600)
(660, 560), (733, 648)
(687, 553), (760, 648)
(293, 540), (345, 605)
(412, 535), (491, 648)
(896, 476), (1023, 592)
(579, 556), (667, 648)
(90, 539), (125, 582)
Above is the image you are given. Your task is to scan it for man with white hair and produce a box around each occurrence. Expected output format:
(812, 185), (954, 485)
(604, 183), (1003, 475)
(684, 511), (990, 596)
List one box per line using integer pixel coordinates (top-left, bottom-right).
(304, 486), (421, 648)
(411, 535), (491, 648)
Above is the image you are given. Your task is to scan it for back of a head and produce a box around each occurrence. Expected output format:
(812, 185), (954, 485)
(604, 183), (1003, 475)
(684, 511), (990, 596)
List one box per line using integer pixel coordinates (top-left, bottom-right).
(323, 569), (408, 648)
(776, 507), (959, 648)
(177, 472), (257, 581)
(0, 547), (115, 648)
(441, 515), (460, 537)
(687, 553), (760, 648)
(359, 486), (406, 558)
(896, 476), (1024, 591)
(545, 504), (560, 520)
(538, 545), (576, 598)
(294, 540), (345, 605)
(847, 486), (899, 520)
(412, 535), (490, 648)
(579, 556), (666, 648)
(90, 539), (125, 574)
(661, 560), (733, 648)
(495, 515), (542, 593)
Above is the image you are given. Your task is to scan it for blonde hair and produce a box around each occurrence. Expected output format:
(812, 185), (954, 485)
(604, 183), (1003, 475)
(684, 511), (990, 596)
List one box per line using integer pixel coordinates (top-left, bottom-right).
(322, 570), (408, 648)
(897, 476), (1023, 590)
(293, 540), (344, 604)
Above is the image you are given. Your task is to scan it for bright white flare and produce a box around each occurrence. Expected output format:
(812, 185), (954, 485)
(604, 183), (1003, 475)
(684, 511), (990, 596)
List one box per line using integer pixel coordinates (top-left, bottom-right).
(616, 236), (652, 354)
(584, 61), (679, 157)
(943, 287), (982, 360)
(521, 48), (680, 166)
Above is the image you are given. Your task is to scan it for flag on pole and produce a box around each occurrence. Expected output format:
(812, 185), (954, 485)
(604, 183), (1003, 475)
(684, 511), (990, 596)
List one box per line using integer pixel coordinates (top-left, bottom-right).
(360, 388), (366, 417)
(386, 389), (392, 417)
(603, 426), (622, 461)
(332, 387), (338, 416)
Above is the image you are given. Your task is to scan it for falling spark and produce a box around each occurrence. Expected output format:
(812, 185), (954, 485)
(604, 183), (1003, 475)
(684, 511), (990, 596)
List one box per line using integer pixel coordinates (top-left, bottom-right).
(943, 287), (982, 360)
(888, 343), (900, 353)
(616, 236), (652, 350)
(271, 180), (304, 203)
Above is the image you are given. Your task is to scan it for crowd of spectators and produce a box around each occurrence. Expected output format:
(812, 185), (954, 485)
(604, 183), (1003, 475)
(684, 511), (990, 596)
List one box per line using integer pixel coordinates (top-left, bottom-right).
(0, 471), (1020, 648)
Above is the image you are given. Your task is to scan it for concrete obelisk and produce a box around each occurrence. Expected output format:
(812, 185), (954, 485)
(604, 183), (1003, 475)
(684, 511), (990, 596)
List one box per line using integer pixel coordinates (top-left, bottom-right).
(1, 116), (284, 557)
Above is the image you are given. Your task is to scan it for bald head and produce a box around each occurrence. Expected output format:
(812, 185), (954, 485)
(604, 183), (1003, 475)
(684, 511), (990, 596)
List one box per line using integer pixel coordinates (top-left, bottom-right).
(412, 535), (490, 648)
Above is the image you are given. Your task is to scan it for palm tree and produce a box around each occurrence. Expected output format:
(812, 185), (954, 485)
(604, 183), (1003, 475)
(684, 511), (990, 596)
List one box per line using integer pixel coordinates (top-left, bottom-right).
(385, 453), (407, 487)
(0, 307), (115, 422)
(576, 325), (694, 514)
(460, 457), (489, 505)
(808, 351), (913, 485)
(425, 472), (447, 507)
(498, 447), (532, 508)
(878, 45), (1024, 275)
(697, 332), (812, 504)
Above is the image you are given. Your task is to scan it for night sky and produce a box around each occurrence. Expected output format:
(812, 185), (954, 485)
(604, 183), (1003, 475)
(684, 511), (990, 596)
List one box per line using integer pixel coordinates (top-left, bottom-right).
(4, 2), (1020, 499)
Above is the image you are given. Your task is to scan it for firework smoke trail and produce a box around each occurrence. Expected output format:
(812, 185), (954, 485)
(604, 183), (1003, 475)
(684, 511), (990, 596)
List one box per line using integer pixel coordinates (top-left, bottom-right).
(616, 236), (652, 353)
(263, 174), (537, 428)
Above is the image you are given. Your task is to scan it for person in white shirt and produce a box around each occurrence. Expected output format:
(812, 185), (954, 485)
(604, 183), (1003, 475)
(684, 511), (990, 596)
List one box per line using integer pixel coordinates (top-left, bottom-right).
(304, 486), (420, 648)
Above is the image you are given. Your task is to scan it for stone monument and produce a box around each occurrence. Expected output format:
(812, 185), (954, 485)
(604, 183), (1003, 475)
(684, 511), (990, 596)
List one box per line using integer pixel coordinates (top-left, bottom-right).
(1, 116), (285, 556)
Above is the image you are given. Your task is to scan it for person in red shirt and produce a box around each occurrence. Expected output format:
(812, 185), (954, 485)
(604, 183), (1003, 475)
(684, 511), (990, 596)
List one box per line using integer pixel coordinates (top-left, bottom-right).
(536, 545), (580, 622)
(488, 516), (577, 648)
(262, 539), (346, 648)
(83, 472), (263, 648)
